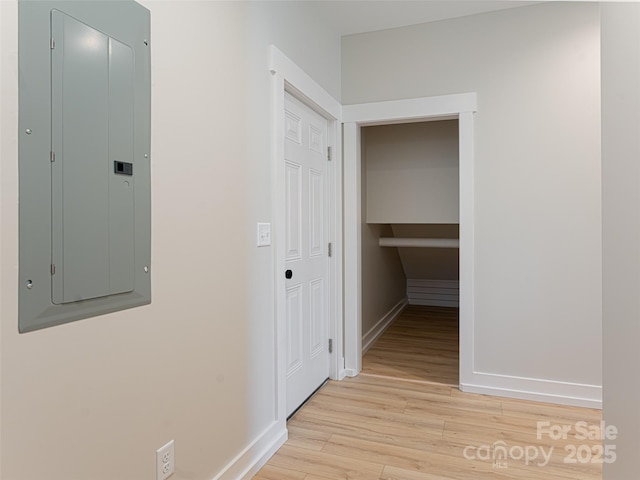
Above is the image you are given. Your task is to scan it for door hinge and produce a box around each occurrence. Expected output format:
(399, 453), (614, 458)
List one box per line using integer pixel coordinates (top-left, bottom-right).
(328, 338), (333, 354)
(50, 264), (56, 275)
(50, 151), (56, 163)
(328, 242), (332, 257)
(327, 146), (332, 161)
(50, 38), (56, 50)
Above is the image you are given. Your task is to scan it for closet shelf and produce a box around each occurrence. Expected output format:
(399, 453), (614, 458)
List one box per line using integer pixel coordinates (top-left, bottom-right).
(379, 237), (459, 248)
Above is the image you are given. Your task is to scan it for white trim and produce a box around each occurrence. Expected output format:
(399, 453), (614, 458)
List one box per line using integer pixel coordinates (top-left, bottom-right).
(343, 94), (476, 384)
(269, 45), (344, 412)
(379, 237), (459, 248)
(342, 93), (477, 125)
(270, 68), (288, 428)
(211, 422), (287, 480)
(362, 297), (408, 354)
(343, 122), (362, 376)
(461, 373), (602, 409)
(343, 368), (359, 378)
(326, 100), (344, 383)
(458, 111), (475, 388)
(269, 47), (341, 121)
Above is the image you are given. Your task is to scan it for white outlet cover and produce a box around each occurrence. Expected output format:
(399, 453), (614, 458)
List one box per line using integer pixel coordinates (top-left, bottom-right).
(156, 440), (175, 480)
(257, 222), (271, 247)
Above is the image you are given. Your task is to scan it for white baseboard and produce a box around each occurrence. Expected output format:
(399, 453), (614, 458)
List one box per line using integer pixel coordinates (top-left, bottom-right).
(362, 297), (408, 353)
(407, 279), (459, 307)
(212, 420), (287, 480)
(461, 372), (602, 409)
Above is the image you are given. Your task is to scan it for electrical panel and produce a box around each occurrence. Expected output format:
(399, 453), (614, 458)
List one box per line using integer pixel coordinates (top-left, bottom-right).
(18, 0), (151, 332)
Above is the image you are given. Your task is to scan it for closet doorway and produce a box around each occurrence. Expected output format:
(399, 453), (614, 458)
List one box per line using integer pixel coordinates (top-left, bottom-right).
(342, 93), (476, 390)
(360, 120), (460, 386)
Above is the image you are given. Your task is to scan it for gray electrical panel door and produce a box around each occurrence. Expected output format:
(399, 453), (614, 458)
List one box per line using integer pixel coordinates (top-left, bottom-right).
(51, 11), (135, 304)
(18, 0), (151, 332)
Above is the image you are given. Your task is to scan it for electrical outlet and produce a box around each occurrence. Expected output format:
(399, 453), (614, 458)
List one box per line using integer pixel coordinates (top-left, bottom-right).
(156, 440), (174, 480)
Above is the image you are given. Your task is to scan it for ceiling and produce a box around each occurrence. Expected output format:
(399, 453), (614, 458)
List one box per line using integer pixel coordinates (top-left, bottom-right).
(307, 0), (541, 36)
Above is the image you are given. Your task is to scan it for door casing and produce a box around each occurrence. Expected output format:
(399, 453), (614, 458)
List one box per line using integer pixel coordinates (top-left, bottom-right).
(269, 46), (344, 428)
(342, 94), (477, 389)
(270, 46), (478, 425)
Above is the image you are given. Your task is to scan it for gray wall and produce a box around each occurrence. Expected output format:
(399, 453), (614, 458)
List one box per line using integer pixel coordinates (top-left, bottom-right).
(602, 3), (640, 479)
(361, 129), (407, 337)
(344, 3), (602, 387)
(365, 120), (459, 224)
(391, 225), (459, 281)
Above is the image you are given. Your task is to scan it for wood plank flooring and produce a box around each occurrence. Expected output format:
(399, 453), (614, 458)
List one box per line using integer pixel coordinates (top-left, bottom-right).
(362, 305), (459, 385)
(256, 305), (602, 479)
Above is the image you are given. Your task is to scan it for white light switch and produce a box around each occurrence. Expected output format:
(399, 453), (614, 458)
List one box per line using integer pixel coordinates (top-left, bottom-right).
(257, 223), (271, 247)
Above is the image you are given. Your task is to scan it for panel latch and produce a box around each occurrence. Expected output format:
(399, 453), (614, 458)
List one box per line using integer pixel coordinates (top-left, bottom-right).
(114, 161), (133, 176)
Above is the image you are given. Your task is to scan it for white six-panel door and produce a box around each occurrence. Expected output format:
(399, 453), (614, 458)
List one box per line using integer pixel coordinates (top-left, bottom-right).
(284, 92), (330, 417)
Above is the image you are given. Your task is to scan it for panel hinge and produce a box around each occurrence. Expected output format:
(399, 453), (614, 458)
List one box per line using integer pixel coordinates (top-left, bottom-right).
(50, 151), (55, 163)
(50, 38), (55, 50)
(328, 242), (332, 258)
(328, 338), (333, 354)
(327, 146), (332, 161)
(50, 264), (56, 275)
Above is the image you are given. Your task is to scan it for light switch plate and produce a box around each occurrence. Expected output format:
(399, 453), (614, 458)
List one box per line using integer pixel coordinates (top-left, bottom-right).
(257, 222), (271, 247)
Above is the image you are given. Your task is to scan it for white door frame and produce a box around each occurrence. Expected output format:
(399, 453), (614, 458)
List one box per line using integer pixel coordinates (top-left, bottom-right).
(269, 46), (344, 426)
(342, 93), (477, 387)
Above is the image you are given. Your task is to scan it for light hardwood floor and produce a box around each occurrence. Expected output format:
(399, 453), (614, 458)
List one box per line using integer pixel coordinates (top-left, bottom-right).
(362, 305), (459, 385)
(256, 306), (603, 480)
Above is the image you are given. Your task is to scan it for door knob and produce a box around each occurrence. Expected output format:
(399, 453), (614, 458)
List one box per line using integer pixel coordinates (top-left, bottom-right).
(285, 269), (293, 279)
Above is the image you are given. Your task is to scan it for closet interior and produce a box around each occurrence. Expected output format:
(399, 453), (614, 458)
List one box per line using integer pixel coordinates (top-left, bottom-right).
(360, 119), (460, 386)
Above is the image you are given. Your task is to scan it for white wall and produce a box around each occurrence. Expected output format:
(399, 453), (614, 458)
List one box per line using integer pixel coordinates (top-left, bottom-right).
(601, 3), (640, 478)
(364, 120), (459, 224)
(0, 1), (341, 479)
(343, 3), (602, 402)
